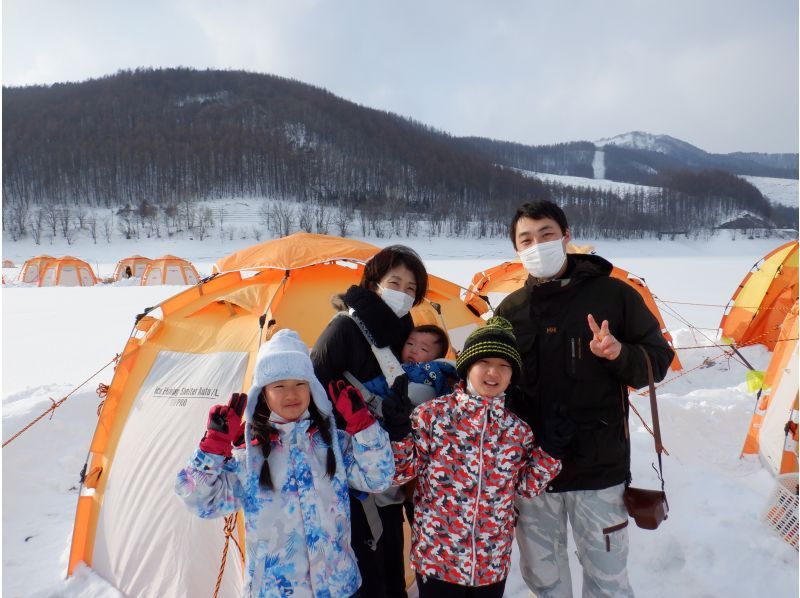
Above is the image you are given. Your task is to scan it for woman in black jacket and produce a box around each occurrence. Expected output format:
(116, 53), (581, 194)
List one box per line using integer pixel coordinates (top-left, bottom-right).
(311, 244), (428, 598)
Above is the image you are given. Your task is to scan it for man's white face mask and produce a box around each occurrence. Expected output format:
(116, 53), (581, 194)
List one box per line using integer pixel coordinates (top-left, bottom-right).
(378, 285), (415, 318)
(518, 237), (567, 279)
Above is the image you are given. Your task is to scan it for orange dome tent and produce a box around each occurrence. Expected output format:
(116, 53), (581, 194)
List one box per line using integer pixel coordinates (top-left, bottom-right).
(720, 241), (798, 351)
(464, 258), (682, 371)
(18, 255), (55, 283)
(38, 256), (97, 287)
(140, 255), (200, 286)
(68, 233), (485, 596)
(113, 256), (152, 281)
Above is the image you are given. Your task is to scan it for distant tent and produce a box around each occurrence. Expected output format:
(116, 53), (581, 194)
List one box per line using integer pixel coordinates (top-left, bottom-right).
(720, 241), (798, 351)
(18, 255), (56, 283)
(39, 256), (97, 287)
(3, 259), (15, 268)
(464, 258), (682, 371)
(68, 233), (485, 596)
(113, 256), (151, 281)
(741, 300), (799, 475)
(140, 255), (200, 286)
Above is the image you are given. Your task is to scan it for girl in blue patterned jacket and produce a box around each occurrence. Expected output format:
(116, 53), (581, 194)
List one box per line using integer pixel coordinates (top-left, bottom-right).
(175, 329), (395, 598)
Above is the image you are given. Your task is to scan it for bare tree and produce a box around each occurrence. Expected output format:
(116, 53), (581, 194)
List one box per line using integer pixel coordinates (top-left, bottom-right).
(76, 205), (88, 230)
(251, 226), (263, 241)
(58, 207), (73, 239)
(269, 202), (295, 237)
(102, 217), (113, 243)
(86, 216), (98, 244)
(314, 204), (331, 235)
(194, 207), (214, 241)
(42, 202), (59, 239)
(28, 209), (44, 245)
(297, 203), (314, 233)
(333, 206), (351, 237)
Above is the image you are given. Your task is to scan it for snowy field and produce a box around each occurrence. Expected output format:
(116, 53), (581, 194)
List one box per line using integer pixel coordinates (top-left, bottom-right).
(2, 233), (799, 597)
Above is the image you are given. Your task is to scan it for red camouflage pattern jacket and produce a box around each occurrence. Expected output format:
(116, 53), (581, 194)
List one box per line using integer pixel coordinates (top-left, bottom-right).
(392, 385), (562, 586)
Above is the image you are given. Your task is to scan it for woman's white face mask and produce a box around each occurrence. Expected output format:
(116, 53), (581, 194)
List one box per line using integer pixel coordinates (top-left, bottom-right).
(518, 237), (567, 279)
(378, 285), (415, 318)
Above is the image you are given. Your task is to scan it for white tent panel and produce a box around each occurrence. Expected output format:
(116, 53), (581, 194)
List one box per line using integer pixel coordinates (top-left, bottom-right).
(22, 265), (39, 283)
(183, 267), (198, 285)
(145, 268), (163, 285)
(165, 265), (185, 285)
(41, 267), (57, 286)
(760, 343), (799, 475)
(79, 267), (95, 286)
(91, 350), (249, 597)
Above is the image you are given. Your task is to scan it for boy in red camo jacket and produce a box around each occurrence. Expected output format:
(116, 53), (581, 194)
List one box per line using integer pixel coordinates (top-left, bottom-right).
(382, 317), (562, 598)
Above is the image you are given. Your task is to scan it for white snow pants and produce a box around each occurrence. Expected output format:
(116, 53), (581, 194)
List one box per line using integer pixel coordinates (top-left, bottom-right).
(515, 483), (634, 598)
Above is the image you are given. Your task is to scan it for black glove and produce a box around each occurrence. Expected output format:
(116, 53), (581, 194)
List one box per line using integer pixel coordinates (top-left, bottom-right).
(381, 375), (413, 441)
(538, 404), (576, 460)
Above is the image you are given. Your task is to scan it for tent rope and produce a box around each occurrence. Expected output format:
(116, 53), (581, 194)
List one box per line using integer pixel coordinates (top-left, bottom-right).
(213, 513), (244, 598)
(2, 354), (119, 448)
(656, 298), (793, 311)
(96, 382), (110, 415)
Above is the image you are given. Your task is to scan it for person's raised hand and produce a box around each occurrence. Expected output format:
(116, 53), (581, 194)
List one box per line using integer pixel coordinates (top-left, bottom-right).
(199, 392), (247, 457)
(587, 314), (621, 361)
(328, 380), (376, 435)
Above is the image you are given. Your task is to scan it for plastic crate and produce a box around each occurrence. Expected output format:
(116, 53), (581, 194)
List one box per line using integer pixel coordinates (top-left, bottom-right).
(763, 473), (799, 550)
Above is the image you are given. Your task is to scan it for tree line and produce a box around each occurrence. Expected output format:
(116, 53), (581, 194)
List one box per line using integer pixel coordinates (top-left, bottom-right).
(2, 67), (794, 244)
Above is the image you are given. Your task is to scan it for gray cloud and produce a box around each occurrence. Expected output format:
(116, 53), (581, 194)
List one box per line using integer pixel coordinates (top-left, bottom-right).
(3, 0), (797, 153)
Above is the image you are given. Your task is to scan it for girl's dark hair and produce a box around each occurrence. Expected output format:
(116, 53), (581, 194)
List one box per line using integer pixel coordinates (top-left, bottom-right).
(410, 324), (450, 358)
(360, 245), (428, 306)
(250, 389), (337, 489)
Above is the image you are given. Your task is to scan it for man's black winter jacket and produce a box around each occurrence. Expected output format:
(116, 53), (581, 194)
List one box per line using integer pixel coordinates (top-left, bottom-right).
(495, 254), (674, 492)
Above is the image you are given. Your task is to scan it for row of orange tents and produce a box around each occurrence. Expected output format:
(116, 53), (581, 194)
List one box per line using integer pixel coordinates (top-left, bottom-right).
(11, 255), (200, 286)
(64, 232), (798, 595)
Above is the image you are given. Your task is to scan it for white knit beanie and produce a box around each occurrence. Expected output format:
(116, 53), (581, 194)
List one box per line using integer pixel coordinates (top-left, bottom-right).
(245, 329), (332, 422)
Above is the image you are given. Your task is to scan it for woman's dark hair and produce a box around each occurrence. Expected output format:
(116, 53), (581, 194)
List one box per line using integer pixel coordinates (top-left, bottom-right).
(360, 245), (428, 306)
(509, 200), (569, 247)
(410, 324), (450, 358)
(250, 389), (337, 489)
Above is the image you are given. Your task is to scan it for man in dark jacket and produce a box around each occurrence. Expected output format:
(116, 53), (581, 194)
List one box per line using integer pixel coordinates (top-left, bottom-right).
(495, 200), (673, 598)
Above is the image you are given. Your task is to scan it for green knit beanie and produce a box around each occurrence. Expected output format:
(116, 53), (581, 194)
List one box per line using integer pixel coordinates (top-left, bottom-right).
(456, 316), (522, 382)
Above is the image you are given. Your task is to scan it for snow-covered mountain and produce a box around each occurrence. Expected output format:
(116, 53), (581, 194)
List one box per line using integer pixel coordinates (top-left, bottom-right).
(595, 131), (709, 159)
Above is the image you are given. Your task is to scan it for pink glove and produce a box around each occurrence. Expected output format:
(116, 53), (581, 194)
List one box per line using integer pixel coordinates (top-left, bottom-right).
(328, 380), (376, 435)
(199, 393), (247, 457)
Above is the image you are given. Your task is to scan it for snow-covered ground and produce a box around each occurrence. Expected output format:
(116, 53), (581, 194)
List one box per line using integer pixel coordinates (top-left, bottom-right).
(741, 176), (799, 208)
(2, 233), (798, 597)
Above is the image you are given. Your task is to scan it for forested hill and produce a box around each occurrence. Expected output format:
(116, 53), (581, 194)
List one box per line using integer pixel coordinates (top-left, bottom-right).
(2, 68), (795, 241)
(2, 68), (547, 218)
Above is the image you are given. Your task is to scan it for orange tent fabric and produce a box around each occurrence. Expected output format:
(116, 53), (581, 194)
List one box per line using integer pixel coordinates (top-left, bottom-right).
(141, 255), (200, 286)
(39, 256), (97, 287)
(720, 241), (798, 351)
(211, 232), (486, 356)
(113, 255), (152, 280)
(741, 300), (799, 475)
(464, 259), (682, 371)
(68, 235), (485, 596)
(18, 255), (55, 283)
(213, 232), (379, 273)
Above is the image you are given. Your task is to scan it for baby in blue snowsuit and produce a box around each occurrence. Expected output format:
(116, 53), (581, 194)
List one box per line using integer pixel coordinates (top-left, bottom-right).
(362, 324), (457, 407)
(175, 329), (394, 598)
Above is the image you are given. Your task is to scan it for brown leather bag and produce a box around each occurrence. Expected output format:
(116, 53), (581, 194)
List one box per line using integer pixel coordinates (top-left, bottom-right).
(623, 347), (669, 530)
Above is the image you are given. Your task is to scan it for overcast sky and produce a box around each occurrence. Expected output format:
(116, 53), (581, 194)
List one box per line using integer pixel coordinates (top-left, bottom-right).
(3, 0), (798, 154)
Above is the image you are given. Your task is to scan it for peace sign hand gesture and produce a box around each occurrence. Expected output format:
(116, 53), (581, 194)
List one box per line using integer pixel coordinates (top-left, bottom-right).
(587, 314), (622, 361)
